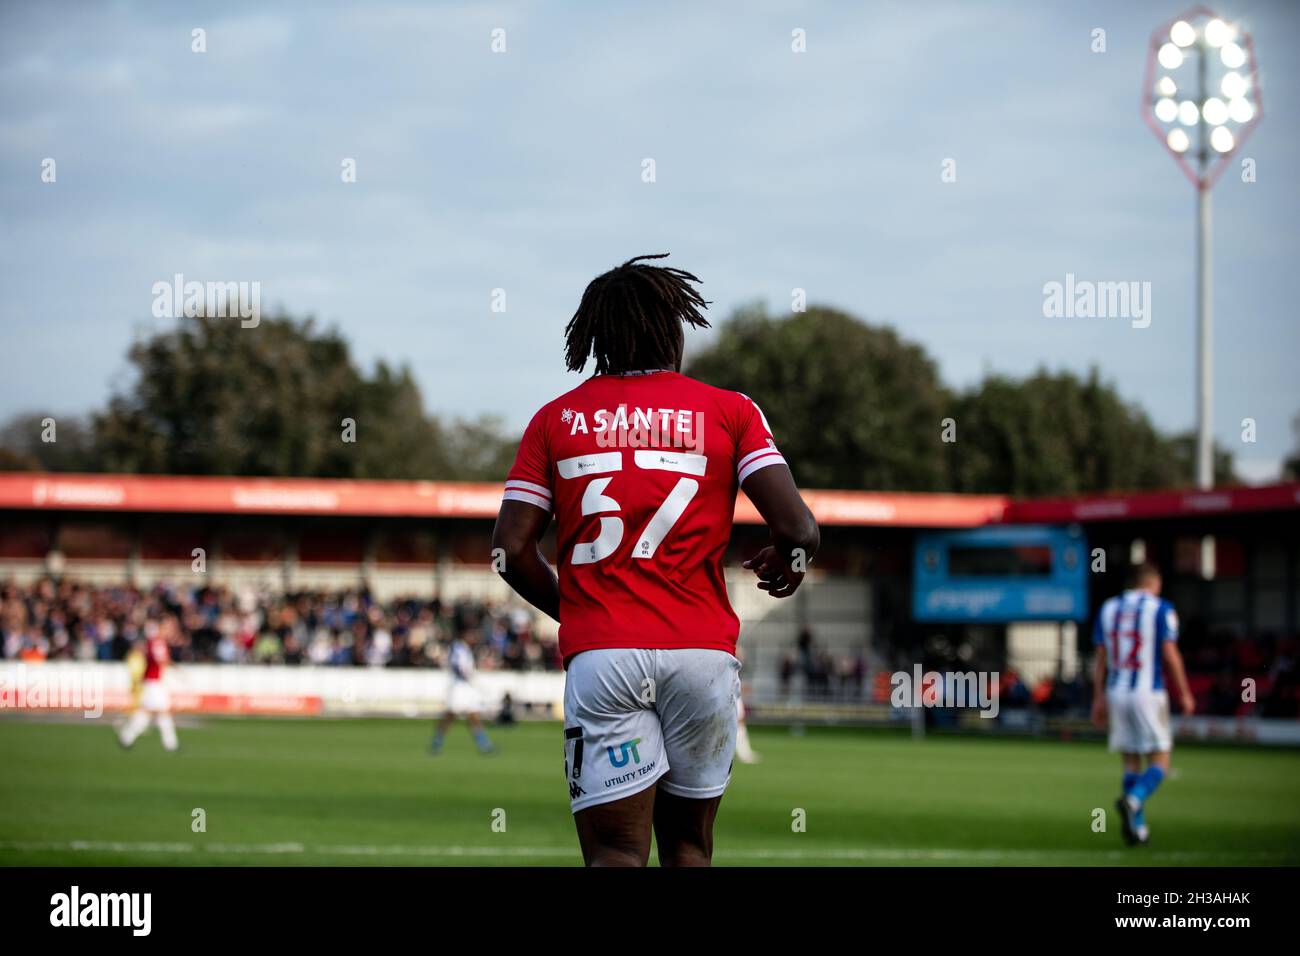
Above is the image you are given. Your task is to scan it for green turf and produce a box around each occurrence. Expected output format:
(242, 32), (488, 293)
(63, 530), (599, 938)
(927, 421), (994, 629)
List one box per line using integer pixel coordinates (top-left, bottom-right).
(1, 717), (1297, 866)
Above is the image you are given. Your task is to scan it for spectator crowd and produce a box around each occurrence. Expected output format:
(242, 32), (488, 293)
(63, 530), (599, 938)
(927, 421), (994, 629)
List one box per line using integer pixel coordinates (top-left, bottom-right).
(6, 579), (1296, 719)
(0, 578), (560, 671)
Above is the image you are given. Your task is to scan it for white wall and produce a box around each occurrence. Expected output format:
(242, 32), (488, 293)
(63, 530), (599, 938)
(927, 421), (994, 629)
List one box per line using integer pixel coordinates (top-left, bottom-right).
(0, 660), (565, 719)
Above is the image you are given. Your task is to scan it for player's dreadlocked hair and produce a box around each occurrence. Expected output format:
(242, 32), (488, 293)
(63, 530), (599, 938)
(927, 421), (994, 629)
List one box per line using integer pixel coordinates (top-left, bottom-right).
(563, 254), (711, 375)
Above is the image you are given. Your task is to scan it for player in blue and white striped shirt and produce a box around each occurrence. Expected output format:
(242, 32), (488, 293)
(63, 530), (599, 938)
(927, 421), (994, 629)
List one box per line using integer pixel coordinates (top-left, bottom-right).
(1090, 562), (1195, 846)
(430, 635), (494, 755)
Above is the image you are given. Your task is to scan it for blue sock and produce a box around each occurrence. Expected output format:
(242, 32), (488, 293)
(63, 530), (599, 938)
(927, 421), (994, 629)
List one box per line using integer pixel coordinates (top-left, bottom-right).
(1122, 772), (1145, 828)
(473, 728), (492, 752)
(1130, 766), (1165, 804)
(431, 729), (445, 750)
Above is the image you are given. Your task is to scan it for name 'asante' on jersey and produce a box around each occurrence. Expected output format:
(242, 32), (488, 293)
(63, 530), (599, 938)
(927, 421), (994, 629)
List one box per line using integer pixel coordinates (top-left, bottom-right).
(503, 370), (784, 664)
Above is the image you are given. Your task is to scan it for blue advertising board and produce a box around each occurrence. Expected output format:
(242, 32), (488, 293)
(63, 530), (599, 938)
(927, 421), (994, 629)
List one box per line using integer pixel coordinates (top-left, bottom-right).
(912, 524), (1088, 623)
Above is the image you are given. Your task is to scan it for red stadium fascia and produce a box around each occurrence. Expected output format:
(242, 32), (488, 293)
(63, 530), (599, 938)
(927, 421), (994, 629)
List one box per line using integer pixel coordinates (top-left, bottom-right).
(0, 472), (506, 521)
(1000, 482), (1300, 525)
(0, 472), (1005, 528)
(0, 472), (1296, 528)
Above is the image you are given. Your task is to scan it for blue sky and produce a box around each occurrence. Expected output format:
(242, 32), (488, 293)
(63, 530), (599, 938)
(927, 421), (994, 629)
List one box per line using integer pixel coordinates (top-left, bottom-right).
(2, 0), (1297, 481)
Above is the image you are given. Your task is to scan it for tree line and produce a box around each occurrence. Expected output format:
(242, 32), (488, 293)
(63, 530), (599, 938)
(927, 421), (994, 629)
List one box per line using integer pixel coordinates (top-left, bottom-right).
(0, 305), (1264, 493)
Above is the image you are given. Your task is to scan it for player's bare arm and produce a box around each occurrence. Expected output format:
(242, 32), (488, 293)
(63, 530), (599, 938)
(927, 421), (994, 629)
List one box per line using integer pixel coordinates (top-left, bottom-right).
(1161, 640), (1196, 715)
(491, 500), (561, 623)
(740, 463), (819, 598)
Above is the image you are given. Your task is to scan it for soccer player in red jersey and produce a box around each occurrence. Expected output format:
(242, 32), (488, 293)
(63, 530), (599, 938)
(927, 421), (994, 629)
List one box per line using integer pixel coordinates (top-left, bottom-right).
(492, 255), (819, 866)
(118, 614), (180, 752)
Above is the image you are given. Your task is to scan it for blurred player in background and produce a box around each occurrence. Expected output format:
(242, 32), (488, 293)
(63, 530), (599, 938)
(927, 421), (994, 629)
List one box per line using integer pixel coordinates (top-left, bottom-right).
(1090, 562), (1195, 846)
(734, 644), (760, 764)
(492, 254), (818, 866)
(125, 638), (146, 712)
(117, 614), (180, 752)
(430, 632), (494, 755)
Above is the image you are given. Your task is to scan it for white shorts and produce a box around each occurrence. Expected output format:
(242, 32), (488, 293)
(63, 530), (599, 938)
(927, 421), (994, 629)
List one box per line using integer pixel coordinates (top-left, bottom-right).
(561, 647), (741, 813)
(1108, 688), (1172, 754)
(447, 681), (484, 715)
(141, 681), (170, 713)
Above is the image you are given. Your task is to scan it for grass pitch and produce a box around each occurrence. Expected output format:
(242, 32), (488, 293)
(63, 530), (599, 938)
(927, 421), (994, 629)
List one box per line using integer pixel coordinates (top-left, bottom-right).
(1, 716), (1297, 866)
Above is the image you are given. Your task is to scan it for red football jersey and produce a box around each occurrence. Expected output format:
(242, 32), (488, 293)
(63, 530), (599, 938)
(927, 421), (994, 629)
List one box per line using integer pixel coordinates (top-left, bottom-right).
(504, 370), (785, 664)
(144, 636), (170, 681)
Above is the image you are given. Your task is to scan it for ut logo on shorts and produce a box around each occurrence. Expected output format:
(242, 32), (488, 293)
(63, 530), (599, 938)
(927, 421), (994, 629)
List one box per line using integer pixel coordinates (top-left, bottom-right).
(607, 738), (642, 768)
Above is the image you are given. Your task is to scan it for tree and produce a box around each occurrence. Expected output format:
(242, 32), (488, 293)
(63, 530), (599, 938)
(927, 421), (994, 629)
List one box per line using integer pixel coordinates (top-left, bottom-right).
(945, 369), (1212, 495)
(1284, 412), (1300, 481)
(0, 413), (96, 471)
(1165, 432), (1238, 488)
(685, 304), (954, 491)
(0, 445), (40, 471)
(89, 312), (512, 480)
(441, 415), (520, 482)
(686, 304), (1220, 494)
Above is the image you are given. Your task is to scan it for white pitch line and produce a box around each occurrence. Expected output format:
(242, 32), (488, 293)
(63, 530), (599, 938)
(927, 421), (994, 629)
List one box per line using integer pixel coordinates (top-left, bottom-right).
(0, 840), (1292, 864)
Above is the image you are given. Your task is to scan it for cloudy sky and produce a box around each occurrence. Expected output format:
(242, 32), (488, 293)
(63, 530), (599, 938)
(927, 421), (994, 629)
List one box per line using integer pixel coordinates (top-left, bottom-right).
(1, 0), (1297, 482)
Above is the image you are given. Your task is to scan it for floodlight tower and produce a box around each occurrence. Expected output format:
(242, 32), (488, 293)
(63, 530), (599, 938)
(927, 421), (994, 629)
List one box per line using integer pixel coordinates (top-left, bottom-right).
(1142, 7), (1262, 489)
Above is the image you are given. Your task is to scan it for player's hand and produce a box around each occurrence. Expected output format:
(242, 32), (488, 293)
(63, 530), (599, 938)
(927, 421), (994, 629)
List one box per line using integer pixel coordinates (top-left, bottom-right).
(1089, 698), (1107, 729)
(1179, 691), (1195, 715)
(743, 545), (804, 599)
